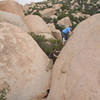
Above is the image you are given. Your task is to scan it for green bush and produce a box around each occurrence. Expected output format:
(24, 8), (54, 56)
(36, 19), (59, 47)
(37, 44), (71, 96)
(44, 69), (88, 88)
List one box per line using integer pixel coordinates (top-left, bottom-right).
(42, 17), (52, 23)
(72, 23), (77, 29)
(57, 12), (68, 20)
(29, 33), (63, 56)
(53, 18), (58, 24)
(53, 18), (64, 31)
(68, 14), (76, 23)
(61, 4), (69, 11)
(54, 24), (64, 31)
(0, 89), (8, 100)
(75, 0), (100, 15)
(90, 0), (98, 4)
(33, 11), (42, 17)
(25, 10), (32, 16)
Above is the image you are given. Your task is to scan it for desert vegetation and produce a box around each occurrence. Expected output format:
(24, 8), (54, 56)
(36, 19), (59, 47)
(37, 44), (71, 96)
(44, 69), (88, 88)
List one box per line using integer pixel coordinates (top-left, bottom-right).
(0, 89), (8, 100)
(24, 0), (100, 30)
(29, 33), (63, 56)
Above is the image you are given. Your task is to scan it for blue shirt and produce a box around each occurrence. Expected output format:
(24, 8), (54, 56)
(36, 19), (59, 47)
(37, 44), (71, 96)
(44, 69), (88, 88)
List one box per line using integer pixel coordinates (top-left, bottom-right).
(62, 27), (71, 34)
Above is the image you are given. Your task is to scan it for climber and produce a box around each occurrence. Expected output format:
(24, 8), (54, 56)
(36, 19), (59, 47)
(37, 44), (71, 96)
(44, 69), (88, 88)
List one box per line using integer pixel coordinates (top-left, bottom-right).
(49, 48), (60, 64)
(61, 26), (72, 45)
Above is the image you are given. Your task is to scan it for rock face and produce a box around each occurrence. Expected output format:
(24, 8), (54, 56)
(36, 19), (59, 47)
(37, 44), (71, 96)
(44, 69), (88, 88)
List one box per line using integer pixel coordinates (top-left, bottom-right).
(72, 12), (90, 18)
(23, 3), (35, 12)
(47, 14), (100, 100)
(0, 11), (29, 32)
(39, 8), (56, 17)
(48, 23), (62, 40)
(53, 4), (62, 10)
(57, 17), (72, 27)
(0, 0), (24, 16)
(52, 30), (61, 40)
(24, 15), (54, 39)
(0, 22), (51, 100)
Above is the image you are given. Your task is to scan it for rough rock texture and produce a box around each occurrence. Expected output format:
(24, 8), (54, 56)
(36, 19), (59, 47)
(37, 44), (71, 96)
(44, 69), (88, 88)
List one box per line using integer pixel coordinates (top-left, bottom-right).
(0, 0), (24, 16)
(48, 23), (61, 40)
(50, 15), (57, 19)
(53, 4), (62, 10)
(47, 23), (56, 31)
(0, 10), (29, 32)
(87, 0), (91, 3)
(23, 3), (35, 12)
(52, 30), (61, 40)
(47, 14), (100, 100)
(39, 8), (56, 17)
(57, 17), (72, 27)
(72, 12), (90, 18)
(0, 22), (51, 100)
(24, 15), (54, 39)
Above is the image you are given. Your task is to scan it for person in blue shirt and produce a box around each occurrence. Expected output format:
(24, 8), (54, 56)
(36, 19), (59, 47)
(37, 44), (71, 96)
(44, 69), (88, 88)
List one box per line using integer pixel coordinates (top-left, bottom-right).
(61, 26), (72, 45)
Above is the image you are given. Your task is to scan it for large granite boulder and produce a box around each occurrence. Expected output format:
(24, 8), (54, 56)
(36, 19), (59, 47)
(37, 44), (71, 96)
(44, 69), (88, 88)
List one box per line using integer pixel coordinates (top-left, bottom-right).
(57, 17), (72, 28)
(0, 10), (29, 32)
(72, 12), (90, 18)
(0, 0), (24, 16)
(47, 14), (100, 100)
(39, 8), (56, 17)
(47, 23), (62, 40)
(24, 15), (54, 39)
(0, 22), (51, 100)
(53, 4), (62, 10)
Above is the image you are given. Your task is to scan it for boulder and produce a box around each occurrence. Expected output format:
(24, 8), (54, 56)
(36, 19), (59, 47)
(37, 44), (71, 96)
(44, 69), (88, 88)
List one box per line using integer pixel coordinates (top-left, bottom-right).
(97, 0), (100, 4)
(24, 15), (54, 39)
(48, 23), (62, 40)
(87, 0), (91, 3)
(23, 2), (35, 11)
(72, 12), (90, 18)
(0, 22), (51, 100)
(52, 30), (62, 40)
(0, 0), (24, 16)
(23, 4), (30, 12)
(57, 17), (72, 28)
(47, 23), (55, 31)
(50, 15), (57, 19)
(47, 2), (52, 7)
(39, 8), (56, 17)
(71, 1), (79, 9)
(0, 10), (29, 32)
(47, 14), (100, 100)
(53, 4), (62, 10)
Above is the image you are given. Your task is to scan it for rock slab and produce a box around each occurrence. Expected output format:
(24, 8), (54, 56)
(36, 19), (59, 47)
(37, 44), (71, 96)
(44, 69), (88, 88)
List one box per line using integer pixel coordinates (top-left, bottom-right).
(47, 14), (100, 100)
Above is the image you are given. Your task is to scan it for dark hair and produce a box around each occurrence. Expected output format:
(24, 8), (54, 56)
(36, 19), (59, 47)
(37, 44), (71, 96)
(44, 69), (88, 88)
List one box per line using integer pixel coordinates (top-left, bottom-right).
(52, 48), (56, 51)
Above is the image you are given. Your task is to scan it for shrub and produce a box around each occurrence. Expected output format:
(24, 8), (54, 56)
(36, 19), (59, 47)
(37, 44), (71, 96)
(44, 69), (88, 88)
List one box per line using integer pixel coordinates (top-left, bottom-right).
(72, 23), (77, 29)
(25, 10), (32, 15)
(78, 16), (87, 22)
(61, 4), (69, 11)
(90, 0), (98, 4)
(53, 18), (58, 24)
(0, 89), (8, 100)
(29, 33), (63, 56)
(57, 12), (68, 20)
(55, 23), (64, 31)
(33, 11), (42, 17)
(42, 17), (52, 23)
